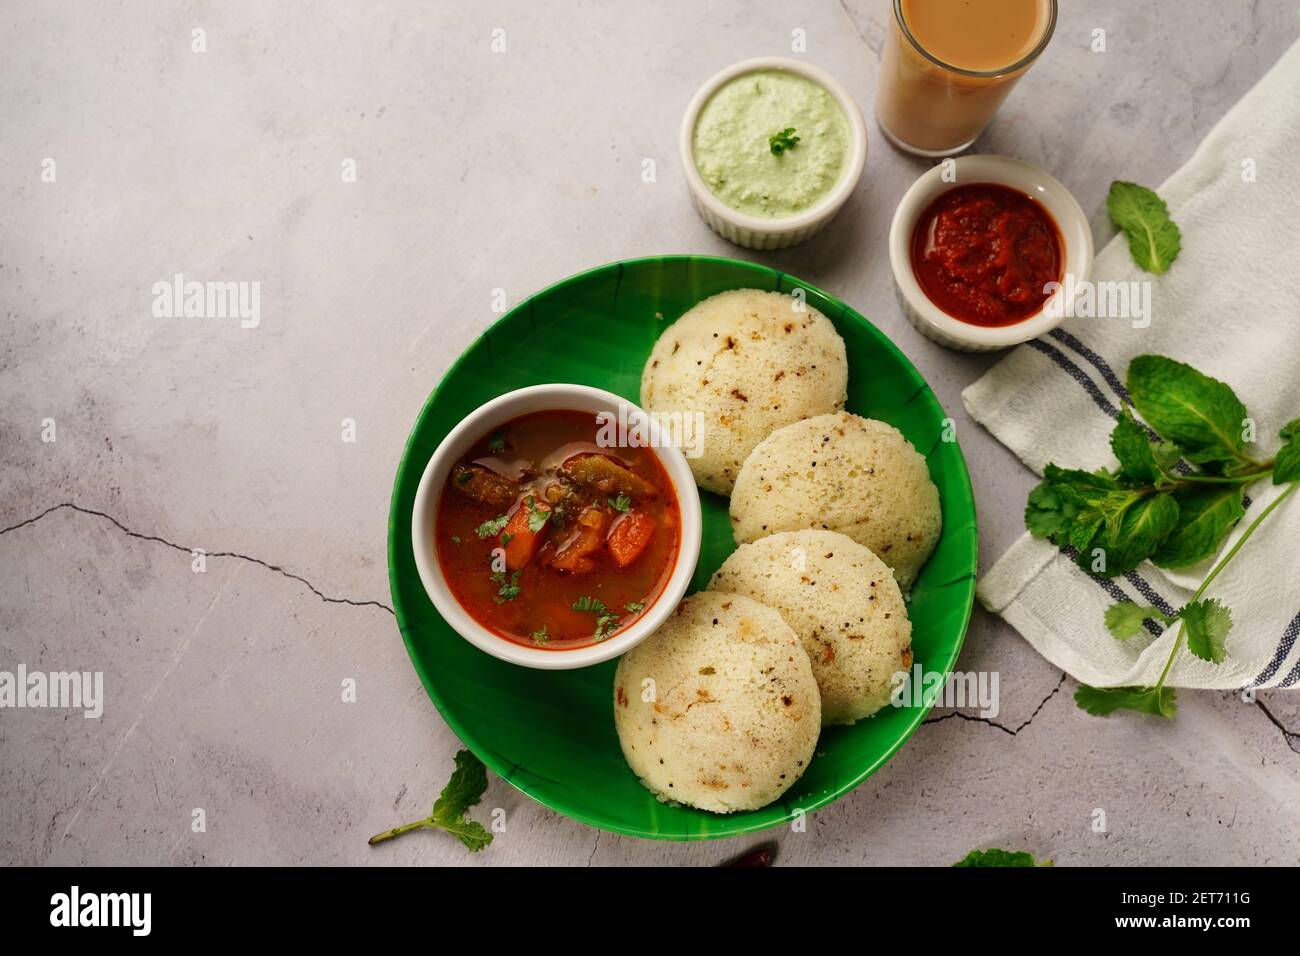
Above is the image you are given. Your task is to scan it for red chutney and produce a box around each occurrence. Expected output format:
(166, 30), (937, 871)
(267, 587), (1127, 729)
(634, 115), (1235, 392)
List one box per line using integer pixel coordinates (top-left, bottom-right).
(910, 183), (1063, 327)
(434, 410), (680, 651)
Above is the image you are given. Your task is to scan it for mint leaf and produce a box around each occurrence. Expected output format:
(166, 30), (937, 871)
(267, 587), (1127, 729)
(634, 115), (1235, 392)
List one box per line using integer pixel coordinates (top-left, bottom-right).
(1274, 426), (1300, 485)
(1026, 465), (1119, 548)
(1181, 598), (1231, 663)
(1151, 484), (1244, 568)
(1106, 181), (1181, 274)
(1110, 406), (1180, 484)
(1075, 684), (1177, 719)
(369, 749), (493, 852)
(1127, 355), (1250, 467)
(1104, 602), (1174, 639)
(1087, 491), (1179, 576)
(954, 848), (1051, 868)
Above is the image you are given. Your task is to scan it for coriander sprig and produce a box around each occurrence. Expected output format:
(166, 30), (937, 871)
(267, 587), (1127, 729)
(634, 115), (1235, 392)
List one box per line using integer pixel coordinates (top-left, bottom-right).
(768, 127), (799, 155)
(368, 749), (492, 852)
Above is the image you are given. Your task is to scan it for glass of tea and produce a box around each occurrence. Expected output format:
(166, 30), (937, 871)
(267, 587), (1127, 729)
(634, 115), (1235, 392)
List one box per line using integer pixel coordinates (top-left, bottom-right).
(876, 0), (1058, 157)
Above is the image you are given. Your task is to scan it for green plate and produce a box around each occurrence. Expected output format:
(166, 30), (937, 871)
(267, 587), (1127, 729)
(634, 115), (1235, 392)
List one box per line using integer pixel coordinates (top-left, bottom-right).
(388, 256), (976, 840)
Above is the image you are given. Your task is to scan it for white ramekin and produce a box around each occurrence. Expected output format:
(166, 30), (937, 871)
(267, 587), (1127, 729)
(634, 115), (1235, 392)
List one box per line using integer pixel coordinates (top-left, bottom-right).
(680, 56), (868, 251)
(888, 154), (1093, 351)
(411, 384), (702, 671)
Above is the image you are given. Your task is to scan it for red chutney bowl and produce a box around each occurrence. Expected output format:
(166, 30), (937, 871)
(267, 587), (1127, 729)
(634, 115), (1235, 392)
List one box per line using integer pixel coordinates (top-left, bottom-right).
(889, 155), (1093, 352)
(410, 384), (702, 671)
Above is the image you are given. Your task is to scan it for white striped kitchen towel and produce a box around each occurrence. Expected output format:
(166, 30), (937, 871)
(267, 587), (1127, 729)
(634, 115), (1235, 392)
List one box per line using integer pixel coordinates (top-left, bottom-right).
(963, 37), (1300, 690)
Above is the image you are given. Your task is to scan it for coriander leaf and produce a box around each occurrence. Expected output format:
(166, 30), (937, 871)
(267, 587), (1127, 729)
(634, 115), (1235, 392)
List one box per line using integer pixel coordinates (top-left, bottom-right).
(954, 848), (1051, 868)
(572, 595), (609, 615)
(1181, 598), (1232, 664)
(1106, 181), (1181, 274)
(624, 601), (645, 613)
(526, 498), (549, 533)
(1074, 683), (1177, 719)
(475, 515), (509, 538)
(592, 612), (621, 642)
(531, 626), (549, 645)
(1086, 491), (1179, 576)
(1110, 406), (1180, 484)
(432, 749), (489, 821)
(368, 749), (493, 853)
(768, 127), (799, 155)
(487, 431), (507, 453)
(1127, 355), (1250, 467)
(608, 494), (632, 513)
(1104, 602), (1174, 639)
(436, 816), (492, 852)
(1150, 484), (1244, 568)
(1274, 427), (1300, 485)
(450, 535), (460, 545)
(1026, 481), (1070, 542)
(456, 471), (473, 484)
(493, 570), (521, 603)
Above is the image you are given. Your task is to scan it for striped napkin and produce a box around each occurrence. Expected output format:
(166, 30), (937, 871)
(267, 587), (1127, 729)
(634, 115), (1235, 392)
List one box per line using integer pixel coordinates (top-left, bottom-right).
(963, 38), (1300, 691)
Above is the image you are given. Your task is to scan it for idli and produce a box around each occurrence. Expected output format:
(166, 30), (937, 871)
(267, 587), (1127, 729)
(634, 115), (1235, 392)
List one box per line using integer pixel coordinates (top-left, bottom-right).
(709, 530), (913, 725)
(729, 412), (941, 591)
(613, 591), (819, 813)
(640, 288), (848, 495)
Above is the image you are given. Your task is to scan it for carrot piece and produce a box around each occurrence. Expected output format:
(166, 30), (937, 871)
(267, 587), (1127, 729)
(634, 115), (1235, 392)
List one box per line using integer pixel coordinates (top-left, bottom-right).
(550, 506), (609, 574)
(607, 511), (655, 567)
(501, 497), (550, 570)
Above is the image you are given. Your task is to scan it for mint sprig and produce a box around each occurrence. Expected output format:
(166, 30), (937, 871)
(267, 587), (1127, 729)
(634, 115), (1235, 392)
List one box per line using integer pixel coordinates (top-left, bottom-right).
(1025, 355), (1300, 719)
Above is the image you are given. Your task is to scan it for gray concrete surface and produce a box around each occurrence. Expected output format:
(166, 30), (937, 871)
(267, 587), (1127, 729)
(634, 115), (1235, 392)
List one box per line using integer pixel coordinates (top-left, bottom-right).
(2, 0), (1298, 866)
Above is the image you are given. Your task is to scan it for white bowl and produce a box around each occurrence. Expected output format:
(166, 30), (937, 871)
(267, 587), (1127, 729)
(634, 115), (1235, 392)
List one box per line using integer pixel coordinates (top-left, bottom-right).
(680, 56), (868, 250)
(411, 384), (702, 670)
(888, 154), (1093, 351)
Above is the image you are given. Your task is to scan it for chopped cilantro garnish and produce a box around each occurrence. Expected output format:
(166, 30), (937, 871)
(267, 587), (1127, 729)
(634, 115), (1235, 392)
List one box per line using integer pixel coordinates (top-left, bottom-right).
(487, 432), (507, 453)
(572, 596), (621, 642)
(491, 569), (521, 603)
(624, 601), (645, 613)
(526, 498), (549, 533)
(608, 494), (632, 513)
(456, 471), (473, 484)
(531, 626), (549, 645)
(475, 515), (509, 538)
(768, 127), (800, 155)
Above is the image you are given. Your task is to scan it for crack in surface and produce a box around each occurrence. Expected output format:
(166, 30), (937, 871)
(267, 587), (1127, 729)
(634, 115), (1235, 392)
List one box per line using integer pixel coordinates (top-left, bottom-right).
(0, 502), (394, 614)
(836, 0), (883, 59)
(1254, 698), (1300, 755)
(922, 673), (1068, 736)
